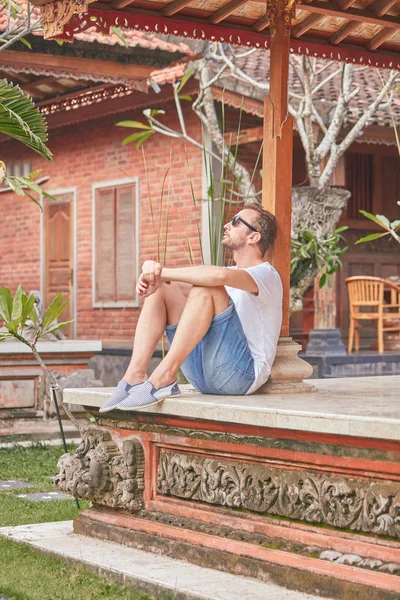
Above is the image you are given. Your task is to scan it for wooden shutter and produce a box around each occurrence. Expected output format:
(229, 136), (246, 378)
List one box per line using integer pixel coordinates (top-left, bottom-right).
(116, 184), (136, 301)
(345, 152), (374, 219)
(95, 187), (116, 302)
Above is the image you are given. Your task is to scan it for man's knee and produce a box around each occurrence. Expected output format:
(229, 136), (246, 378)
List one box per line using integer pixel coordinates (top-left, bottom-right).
(189, 285), (227, 298)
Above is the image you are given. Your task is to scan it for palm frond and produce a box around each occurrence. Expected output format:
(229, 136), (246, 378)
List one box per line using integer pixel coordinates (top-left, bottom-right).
(0, 79), (52, 161)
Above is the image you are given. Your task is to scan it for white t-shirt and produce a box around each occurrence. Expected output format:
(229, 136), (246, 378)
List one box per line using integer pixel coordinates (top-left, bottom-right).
(225, 262), (282, 394)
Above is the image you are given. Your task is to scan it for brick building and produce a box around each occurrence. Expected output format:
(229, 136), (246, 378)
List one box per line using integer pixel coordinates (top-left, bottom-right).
(0, 27), (399, 354)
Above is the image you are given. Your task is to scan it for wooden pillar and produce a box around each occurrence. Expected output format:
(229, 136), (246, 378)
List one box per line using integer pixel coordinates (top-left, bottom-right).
(262, 17), (293, 337)
(260, 14), (315, 393)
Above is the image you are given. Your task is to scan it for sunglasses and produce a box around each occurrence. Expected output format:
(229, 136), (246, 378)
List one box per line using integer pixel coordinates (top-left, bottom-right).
(231, 215), (258, 232)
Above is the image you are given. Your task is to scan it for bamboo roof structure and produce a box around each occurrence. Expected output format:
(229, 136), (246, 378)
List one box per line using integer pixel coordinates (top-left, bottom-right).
(29, 0), (400, 70)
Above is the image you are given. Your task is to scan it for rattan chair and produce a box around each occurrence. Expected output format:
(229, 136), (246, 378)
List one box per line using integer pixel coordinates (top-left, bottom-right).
(345, 276), (400, 354)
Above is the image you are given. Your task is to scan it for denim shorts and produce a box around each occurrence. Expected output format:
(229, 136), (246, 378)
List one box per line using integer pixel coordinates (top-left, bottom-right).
(165, 300), (255, 395)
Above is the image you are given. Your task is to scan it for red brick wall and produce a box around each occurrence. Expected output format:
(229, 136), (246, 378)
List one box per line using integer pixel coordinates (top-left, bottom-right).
(0, 101), (203, 342)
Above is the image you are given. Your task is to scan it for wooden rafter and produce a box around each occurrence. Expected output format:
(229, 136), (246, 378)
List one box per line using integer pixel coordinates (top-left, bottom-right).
(161, 0), (193, 17)
(292, 14), (322, 38)
(368, 26), (394, 50)
(371, 0), (398, 16)
(252, 14), (270, 32)
(209, 0), (248, 24)
(329, 21), (359, 44)
(22, 76), (66, 93)
(111, 0), (136, 8)
(223, 125), (263, 145)
(336, 0), (357, 10)
(1, 71), (31, 83)
(0, 51), (154, 81)
(297, 1), (400, 29)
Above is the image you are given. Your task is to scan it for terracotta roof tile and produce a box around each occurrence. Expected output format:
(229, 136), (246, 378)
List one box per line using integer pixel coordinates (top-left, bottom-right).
(208, 49), (400, 128)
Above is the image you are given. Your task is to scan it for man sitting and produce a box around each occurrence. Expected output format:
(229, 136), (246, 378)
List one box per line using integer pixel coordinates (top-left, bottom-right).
(100, 204), (282, 412)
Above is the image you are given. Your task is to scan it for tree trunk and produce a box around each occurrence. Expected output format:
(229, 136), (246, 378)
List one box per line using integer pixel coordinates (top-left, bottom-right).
(290, 185), (351, 315)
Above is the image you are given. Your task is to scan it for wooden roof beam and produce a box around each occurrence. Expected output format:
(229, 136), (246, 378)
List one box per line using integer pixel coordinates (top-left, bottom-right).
(335, 0), (357, 10)
(297, 1), (400, 30)
(0, 51), (154, 81)
(368, 26), (394, 50)
(161, 0), (193, 17)
(330, 21), (359, 44)
(292, 14), (323, 38)
(252, 14), (270, 32)
(224, 125), (263, 145)
(209, 0), (248, 24)
(22, 76), (65, 93)
(370, 0), (397, 17)
(1, 71), (31, 83)
(111, 0), (136, 9)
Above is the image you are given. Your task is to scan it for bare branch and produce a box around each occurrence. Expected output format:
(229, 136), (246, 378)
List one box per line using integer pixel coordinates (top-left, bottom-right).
(311, 67), (342, 96)
(315, 63), (352, 162)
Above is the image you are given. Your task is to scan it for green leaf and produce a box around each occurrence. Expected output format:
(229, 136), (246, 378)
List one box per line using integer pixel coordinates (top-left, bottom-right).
(19, 37), (32, 50)
(178, 95), (192, 101)
(11, 285), (25, 320)
(110, 26), (128, 47)
(29, 169), (42, 179)
(0, 332), (14, 342)
(390, 220), (400, 228)
(334, 226), (348, 234)
(20, 294), (35, 329)
(41, 293), (63, 330)
(0, 79), (53, 161)
(43, 320), (74, 336)
(135, 130), (154, 148)
(116, 120), (151, 130)
(359, 210), (389, 229)
(0, 287), (13, 322)
(319, 273), (327, 288)
(122, 131), (149, 145)
(355, 232), (388, 244)
(375, 214), (391, 229)
(177, 68), (195, 93)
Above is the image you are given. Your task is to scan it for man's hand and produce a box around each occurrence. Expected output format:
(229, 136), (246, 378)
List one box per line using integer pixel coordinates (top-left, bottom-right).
(136, 260), (162, 299)
(141, 260), (162, 285)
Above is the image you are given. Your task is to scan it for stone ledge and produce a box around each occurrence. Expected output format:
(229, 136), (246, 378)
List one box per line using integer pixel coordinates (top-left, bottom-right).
(63, 375), (400, 441)
(0, 340), (102, 354)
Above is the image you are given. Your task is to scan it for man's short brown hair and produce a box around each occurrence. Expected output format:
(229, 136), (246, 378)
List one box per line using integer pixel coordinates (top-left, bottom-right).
(243, 203), (277, 256)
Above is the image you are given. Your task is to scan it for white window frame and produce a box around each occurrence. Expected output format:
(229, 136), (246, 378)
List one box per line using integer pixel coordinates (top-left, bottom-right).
(92, 178), (140, 308)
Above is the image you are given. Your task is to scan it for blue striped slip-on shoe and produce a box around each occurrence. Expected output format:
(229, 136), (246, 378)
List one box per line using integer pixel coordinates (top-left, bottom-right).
(99, 380), (133, 413)
(116, 380), (180, 411)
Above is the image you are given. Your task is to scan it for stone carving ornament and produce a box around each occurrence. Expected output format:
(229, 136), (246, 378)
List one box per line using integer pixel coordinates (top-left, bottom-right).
(56, 427), (144, 512)
(157, 452), (400, 538)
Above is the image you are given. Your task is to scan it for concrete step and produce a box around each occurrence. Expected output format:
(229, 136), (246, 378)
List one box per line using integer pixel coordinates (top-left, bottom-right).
(0, 521), (326, 600)
(74, 509), (400, 600)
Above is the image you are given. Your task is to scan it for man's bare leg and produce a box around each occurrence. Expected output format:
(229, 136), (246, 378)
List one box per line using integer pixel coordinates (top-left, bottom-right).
(148, 285), (229, 389)
(123, 282), (187, 385)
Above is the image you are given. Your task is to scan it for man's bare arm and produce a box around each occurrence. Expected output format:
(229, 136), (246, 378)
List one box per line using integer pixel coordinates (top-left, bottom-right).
(161, 266), (258, 294)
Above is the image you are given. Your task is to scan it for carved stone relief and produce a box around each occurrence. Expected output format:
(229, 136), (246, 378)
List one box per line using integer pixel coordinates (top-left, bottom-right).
(157, 452), (400, 538)
(55, 427), (144, 512)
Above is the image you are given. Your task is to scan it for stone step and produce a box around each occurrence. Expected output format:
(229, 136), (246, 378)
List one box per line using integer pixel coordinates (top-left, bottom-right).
(74, 509), (400, 600)
(0, 521), (326, 600)
(0, 418), (86, 443)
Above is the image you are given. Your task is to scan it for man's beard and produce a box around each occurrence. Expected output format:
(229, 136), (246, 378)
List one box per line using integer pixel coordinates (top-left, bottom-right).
(222, 234), (246, 252)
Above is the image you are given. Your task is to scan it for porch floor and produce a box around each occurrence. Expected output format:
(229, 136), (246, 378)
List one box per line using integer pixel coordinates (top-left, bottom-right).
(63, 375), (400, 442)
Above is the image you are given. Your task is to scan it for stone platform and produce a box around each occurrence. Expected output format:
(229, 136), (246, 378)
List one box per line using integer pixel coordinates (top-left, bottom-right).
(58, 376), (400, 600)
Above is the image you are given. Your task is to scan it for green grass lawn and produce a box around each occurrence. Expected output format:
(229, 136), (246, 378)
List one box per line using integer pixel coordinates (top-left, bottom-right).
(0, 443), (153, 600)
